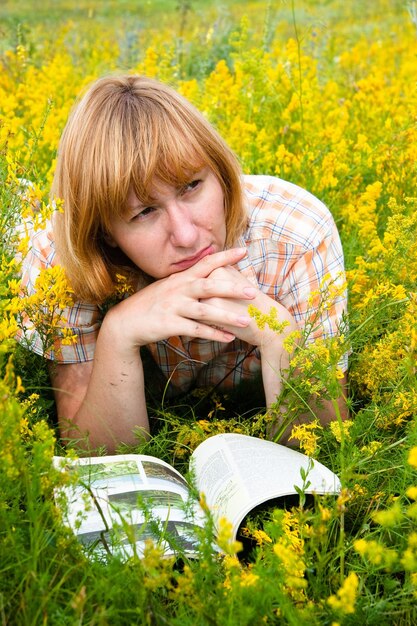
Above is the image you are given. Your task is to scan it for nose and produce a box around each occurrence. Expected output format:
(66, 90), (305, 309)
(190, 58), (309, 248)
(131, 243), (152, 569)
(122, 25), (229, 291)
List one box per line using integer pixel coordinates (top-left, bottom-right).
(167, 203), (199, 248)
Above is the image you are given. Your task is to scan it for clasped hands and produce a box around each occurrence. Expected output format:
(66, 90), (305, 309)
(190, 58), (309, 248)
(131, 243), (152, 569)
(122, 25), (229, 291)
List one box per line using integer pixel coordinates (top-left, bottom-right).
(109, 247), (295, 350)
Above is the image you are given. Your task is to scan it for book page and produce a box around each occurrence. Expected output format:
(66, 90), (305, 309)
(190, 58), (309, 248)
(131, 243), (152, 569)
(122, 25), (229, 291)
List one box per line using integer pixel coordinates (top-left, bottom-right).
(191, 434), (341, 539)
(54, 454), (205, 558)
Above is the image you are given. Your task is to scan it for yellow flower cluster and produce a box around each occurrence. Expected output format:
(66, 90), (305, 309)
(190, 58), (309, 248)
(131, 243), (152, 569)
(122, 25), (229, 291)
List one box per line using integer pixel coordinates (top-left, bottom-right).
(289, 420), (322, 457)
(329, 419), (354, 444)
(327, 572), (359, 615)
(273, 511), (308, 602)
(13, 265), (76, 356)
(141, 540), (174, 592)
(354, 538), (398, 570)
(216, 517), (243, 556)
(173, 416), (244, 458)
(247, 304), (290, 334)
(409, 448), (417, 469)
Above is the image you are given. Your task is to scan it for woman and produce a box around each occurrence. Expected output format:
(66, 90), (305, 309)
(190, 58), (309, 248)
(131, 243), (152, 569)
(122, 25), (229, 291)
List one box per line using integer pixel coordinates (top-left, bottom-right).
(18, 74), (348, 452)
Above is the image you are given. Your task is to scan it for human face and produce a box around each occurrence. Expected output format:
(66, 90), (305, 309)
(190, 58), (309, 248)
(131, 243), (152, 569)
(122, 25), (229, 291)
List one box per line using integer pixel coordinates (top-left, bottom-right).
(107, 167), (227, 279)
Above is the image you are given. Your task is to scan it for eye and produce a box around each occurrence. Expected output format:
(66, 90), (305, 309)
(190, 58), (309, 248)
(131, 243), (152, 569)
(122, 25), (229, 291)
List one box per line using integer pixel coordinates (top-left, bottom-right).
(130, 206), (156, 221)
(181, 178), (202, 195)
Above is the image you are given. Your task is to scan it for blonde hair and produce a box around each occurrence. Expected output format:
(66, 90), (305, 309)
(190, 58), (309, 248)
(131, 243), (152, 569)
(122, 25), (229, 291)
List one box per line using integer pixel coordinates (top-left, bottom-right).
(52, 74), (247, 303)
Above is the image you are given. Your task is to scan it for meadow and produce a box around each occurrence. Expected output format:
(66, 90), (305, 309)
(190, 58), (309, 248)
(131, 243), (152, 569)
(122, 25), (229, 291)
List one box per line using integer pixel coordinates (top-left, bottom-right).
(1, 0), (417, 623)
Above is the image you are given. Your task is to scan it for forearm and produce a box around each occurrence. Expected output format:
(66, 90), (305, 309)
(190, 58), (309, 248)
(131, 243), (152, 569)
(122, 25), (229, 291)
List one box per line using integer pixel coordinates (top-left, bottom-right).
(255, 303), (298, 408)
(260, 339), (289, 408)
(58, 318), (150, 453)
(261, 332), (349, 445)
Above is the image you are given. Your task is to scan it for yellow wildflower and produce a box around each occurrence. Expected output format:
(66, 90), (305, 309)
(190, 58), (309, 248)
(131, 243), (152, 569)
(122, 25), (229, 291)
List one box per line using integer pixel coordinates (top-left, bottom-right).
(354, 539), (398, 569)
(408, 447), (417, 469)
(251, 529), (273, 545)
(406, 486), (417, 501)
(327, 572), (359, 615)
(361, 441), (382, 456)
(289, 420), (322, 456)
(372, 501), (403, 527)
(239, 569), (259, 587)
(216, 518), (242, 556)
(329, 419), (354, 443)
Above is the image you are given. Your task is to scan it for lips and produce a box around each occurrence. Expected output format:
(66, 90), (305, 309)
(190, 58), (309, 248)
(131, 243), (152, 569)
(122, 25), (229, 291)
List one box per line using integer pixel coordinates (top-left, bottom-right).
(172, 245), (215, 270)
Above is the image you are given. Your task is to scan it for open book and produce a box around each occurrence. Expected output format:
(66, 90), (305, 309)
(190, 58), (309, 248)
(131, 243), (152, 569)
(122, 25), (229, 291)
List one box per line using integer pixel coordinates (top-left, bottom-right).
(54, 433), (341, 559)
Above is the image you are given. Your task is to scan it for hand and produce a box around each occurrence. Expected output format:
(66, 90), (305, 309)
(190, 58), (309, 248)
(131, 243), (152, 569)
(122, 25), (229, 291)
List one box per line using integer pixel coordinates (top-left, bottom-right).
(103, 247), (258, 351)
(201, 265), (297, 349)
(202, 266), (300, 412)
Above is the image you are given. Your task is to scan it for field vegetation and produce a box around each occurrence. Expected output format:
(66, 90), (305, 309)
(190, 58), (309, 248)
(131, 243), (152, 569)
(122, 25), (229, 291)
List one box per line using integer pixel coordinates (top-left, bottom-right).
(1, 0), (417, 623)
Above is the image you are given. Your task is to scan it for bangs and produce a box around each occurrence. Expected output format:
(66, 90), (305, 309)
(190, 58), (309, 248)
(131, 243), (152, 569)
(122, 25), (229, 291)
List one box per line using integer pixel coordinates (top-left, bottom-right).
(129, 140), (207, 207)
(125, 109), (209, 211)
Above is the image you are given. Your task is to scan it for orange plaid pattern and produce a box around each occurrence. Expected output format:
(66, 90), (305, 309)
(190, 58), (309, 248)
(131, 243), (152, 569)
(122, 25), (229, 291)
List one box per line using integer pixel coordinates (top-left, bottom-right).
(17, 176), (347, 393)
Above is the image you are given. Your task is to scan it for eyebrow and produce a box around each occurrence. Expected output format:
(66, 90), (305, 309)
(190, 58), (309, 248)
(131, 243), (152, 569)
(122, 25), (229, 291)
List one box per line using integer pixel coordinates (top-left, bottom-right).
(126, 194), (152, 212)
(126, 167), (207, 212)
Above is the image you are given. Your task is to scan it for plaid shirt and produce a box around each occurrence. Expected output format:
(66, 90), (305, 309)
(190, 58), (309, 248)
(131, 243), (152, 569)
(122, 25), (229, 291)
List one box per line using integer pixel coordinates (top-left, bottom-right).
(17, 175), (347, 393)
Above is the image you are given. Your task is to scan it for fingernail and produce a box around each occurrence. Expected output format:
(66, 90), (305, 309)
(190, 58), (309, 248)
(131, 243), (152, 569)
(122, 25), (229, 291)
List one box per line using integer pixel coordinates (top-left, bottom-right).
(243, 287), (256, 297)
(237, 315), (250, 325)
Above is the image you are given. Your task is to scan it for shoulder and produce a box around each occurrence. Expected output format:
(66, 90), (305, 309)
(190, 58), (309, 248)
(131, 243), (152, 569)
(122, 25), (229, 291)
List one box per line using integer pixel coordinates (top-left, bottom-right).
(17, 218), (102, 361)
(242, 175), (336, 249)
(21, 218), (57, 269)
(19, 218), (59, 292)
